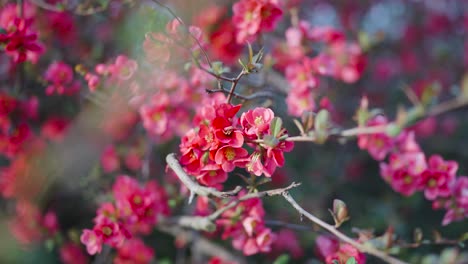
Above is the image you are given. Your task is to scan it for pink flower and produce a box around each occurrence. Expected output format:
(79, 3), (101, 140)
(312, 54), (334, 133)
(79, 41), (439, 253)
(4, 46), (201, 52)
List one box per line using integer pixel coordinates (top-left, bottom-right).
(41, 117), (70, 141)
(420, 155), (457, 200)
(286, 89), (315, 117)
(285, 58), (319, 93)
(357, 116), (394, 161)
(109, 55), (138, 81)
(233, 0), (282, 43)
(315, 235), (366, 264)
(198, 163), (228, 186)
(442, 176), (468, 225)
(44, 61), (76, 95)
(212, 117), (244, 148)
(143, 32), (171, 65)
(101, 145), (120, 173)
(0, 18), (44, 64)
(240, 107), (275, 137)
(214, 146), (249, 172)
(271, 229), (304, 259)
(209, 20), (243, 64)
(139, 93), (170, 136)
(80, 229), (103, 255)
(380, 152), (427, 196)
(114, 238), (155, 264)
(60, 243), (88, 264)
(93, 217), (126, 248)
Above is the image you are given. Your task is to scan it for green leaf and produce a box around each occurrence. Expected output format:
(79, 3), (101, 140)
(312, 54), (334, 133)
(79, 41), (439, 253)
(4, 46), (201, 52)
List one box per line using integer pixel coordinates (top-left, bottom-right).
(345, 257), (358, 264)
(314, 110), (330, 143)
(273, 254), (290, 264)
(263, 135), (280, 148)
(459, 232), (468, 242)
(314, 109), (329, 131)
(252, 47), (264, 63)
(461, 74), (468, 99)
(270, 117), (283, 137)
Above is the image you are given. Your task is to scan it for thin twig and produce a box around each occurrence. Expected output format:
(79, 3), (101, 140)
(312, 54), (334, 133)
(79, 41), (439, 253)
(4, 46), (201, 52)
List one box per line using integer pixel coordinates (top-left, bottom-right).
(166, 153), (242, 203)
(158, 225), (247, 264)
(285, 97), (468, 143)
(208, 182), (301, 220)
(265, 219), (313, 231)
(226, 71), (247, 103)
(164, 182), (301, 231)
(150, 0), (213, 68)
(282, 192), (408, 264)
(206, 88), (275, 101)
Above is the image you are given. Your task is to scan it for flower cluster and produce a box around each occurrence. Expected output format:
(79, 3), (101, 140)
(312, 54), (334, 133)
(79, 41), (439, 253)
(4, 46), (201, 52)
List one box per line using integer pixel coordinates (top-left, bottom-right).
(143, 18), (204, 66)
(80, 175), (169, 257)
(358, 115), (467, 225)
(0, 3), (44, 64)
(216, 193), (276, 256)
(82, 55), (139, 92)
(44, 61), (80, 96)
(9, 200), (58, 245)
(232, 0), (283, 43)
(179, 103), (293, 187)
(100, 144), (143, 173)
(274, 21), (366, 116)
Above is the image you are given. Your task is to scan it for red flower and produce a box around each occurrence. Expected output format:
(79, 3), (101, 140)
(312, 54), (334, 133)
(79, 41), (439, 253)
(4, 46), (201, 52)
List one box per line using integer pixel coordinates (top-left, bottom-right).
(420, 155), (457, 200)
(380, 152), (427, 196)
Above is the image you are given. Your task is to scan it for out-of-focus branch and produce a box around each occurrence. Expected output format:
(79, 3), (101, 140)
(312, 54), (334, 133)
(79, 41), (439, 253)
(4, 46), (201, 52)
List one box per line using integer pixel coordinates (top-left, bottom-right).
(158, 225), (247, 264)
(206, 88), (275, 101)
(208, 182), (301, 220)
(166, 153), (242, 203)
(285, 97), (468, 143)
(30, 0), (108, 15)
(282, 192), (408, 264)
(150, 0), (213, 68)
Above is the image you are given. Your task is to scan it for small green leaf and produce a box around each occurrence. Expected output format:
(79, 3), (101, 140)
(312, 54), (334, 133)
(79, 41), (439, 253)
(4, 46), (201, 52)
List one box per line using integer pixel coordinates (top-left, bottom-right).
(273, 254), (290, 264)
(315, 109), (329, 131)
(413, 228), (423, 243)
(461, 74), (468, 99)
(263, 135), (280, 148)
(459, 232), (468, 242)
(345, 257), (358, 264)
(252, 47), (264, 63)
(314, 110), (330, 143)
(270, 117), (283, 137)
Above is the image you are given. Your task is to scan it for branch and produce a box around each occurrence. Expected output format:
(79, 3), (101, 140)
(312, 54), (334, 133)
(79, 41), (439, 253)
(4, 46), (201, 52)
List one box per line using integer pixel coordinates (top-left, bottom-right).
(208, 182), (301, 220)
(282, 191), (408, 264)
(285, 97), (468, 143)
(206, 88), (275, 101)
(157, 225), (247, 264)
(150, 0), (213, 68)
(226, 71), (247, 103)
(165, 182), (301, 232)
(166, 153), (242, 203)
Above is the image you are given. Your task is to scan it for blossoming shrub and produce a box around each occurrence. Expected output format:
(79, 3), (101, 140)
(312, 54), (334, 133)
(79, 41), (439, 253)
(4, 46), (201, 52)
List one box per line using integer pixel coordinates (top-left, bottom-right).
(0, 0), (467, 263)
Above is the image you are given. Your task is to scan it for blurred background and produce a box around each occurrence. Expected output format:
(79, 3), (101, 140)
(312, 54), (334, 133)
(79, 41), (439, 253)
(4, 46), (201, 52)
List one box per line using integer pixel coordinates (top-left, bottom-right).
(0, 0), (467, 263)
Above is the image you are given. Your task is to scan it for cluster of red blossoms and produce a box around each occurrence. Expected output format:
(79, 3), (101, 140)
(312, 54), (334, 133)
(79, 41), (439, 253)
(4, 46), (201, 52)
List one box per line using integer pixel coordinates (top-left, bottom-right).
(179, 100), (293, 187)
(232, 0), (283, 43)
(0, 3), (44, 64)
(80, 175), (169, 258)
(358, 115), (468, 225)
(217, 193), (275, 255)
(43, 61), (80, 96)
